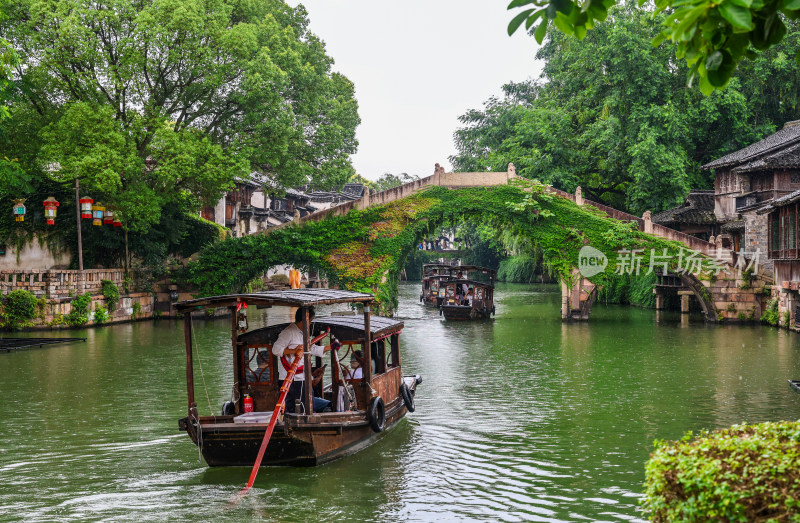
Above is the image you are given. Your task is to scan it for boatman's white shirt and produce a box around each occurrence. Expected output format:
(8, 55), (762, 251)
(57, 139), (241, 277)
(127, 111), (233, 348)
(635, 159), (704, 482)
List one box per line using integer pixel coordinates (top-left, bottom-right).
(271, 322), (326, 381)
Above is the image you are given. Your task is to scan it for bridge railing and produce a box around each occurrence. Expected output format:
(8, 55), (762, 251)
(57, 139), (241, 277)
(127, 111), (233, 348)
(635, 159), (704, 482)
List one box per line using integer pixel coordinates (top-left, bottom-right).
(262, 165), (517, 233)
(257, 164), (758, 273)
(546, 186), (718, 257)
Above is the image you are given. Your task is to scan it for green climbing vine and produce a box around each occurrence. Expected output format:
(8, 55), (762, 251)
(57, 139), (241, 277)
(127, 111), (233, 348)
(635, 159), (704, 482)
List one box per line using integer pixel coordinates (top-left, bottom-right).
(187, 180), (706, 312)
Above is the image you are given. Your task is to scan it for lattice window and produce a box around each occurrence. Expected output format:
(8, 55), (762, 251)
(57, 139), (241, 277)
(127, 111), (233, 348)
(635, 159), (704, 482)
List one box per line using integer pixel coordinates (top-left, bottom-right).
(245, 345), (272, 383)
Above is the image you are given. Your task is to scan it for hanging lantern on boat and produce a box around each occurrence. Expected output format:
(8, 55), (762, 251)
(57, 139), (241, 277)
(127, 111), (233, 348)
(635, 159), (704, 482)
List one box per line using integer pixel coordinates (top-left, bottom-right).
(80, 197), (94, 219)
(12, 199), (26, 222)
(42, 196), (59, 225)
(92, 203), (105, 226)
(103, 208), (114, 225)
(112, 217), (122, 228)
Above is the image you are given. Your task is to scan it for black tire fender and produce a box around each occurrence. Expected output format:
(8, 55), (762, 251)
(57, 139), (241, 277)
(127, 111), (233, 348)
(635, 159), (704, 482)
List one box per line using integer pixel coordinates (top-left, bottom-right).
(368, 396), (386, 433)
(399, 383), (415, 412)
(222, 401), (235, 416)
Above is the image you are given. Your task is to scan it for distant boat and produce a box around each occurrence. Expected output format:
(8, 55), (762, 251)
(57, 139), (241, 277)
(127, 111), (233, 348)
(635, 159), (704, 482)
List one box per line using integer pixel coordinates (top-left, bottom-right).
(420, 263), (460, 307)
(438, 267), (497, 321)
(175, 289), (421, 467)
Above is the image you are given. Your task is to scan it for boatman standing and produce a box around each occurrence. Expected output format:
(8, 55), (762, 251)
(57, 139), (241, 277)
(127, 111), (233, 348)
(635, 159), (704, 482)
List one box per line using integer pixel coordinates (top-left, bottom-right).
(272, 306), (336, 413)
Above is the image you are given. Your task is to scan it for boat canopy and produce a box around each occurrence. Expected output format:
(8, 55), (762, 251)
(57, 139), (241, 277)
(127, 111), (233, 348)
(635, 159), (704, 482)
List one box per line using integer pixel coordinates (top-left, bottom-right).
(238, 314), (403, 341)
(174, 289), (374, 312)
(446, 279), (493, 288)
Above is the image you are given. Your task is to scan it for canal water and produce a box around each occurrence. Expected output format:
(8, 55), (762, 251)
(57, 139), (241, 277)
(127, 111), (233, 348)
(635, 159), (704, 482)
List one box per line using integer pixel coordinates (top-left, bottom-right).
(2, 282), (800, 522)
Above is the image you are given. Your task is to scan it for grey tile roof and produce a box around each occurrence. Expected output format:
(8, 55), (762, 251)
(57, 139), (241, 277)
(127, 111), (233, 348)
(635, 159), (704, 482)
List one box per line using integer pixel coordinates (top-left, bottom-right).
(652, 190), (716, 225)
(703, 123), (800, 170)
(731, 141), (800, 173)
(756, 188), (800, 214)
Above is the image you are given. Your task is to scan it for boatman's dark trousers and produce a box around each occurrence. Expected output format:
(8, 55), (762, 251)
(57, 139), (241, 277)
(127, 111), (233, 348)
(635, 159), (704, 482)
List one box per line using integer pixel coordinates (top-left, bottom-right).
(284, 380), (306, 414)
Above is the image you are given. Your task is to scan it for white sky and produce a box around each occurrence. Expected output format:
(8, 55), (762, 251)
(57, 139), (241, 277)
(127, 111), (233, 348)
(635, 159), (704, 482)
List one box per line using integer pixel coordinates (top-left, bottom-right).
(287, 0), (544, 180)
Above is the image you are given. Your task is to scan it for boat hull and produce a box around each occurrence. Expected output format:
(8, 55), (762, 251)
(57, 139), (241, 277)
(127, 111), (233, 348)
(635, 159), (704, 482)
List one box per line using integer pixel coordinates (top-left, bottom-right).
(180, 378), (417, 467)
(441, 305), (491, 321)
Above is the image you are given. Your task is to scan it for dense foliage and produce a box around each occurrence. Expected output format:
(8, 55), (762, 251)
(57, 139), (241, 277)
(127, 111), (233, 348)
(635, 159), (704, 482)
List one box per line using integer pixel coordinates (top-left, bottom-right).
(101, 280), (120, 312)
(454, 5), (800, 214)
(189, 181), (702, 312)
(596, 272), (658, 307)
(0, 0), (358, 262)
(0, 289), (38, 330)
(497, 255), (541, 282)
(643, 421), (800, 521)
(65, 293), (91, 326)
(508, 0), (800, 93)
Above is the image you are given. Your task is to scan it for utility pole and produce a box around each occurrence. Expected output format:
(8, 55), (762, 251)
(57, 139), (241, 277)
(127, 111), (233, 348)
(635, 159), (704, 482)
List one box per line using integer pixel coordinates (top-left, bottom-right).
(75, 178), (84, 293)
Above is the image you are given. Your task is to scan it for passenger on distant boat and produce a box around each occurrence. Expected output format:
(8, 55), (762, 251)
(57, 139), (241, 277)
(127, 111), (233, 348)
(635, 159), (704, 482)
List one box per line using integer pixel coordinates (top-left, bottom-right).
(272, 306), (335, 413)
(465, 288), (474, 306)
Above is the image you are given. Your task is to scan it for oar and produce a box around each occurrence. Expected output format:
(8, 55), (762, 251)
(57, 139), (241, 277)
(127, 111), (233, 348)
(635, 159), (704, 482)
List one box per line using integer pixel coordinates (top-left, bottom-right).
(236, 328), (330, 498)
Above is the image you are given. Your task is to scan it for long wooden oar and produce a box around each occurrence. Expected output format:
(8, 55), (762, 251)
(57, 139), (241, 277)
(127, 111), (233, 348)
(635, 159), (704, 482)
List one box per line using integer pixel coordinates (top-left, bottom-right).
(236, 328), (330, 498)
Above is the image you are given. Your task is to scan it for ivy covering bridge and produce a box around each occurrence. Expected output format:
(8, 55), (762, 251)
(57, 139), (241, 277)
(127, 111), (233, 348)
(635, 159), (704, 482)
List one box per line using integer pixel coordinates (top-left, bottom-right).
(187, 178), (717, 315)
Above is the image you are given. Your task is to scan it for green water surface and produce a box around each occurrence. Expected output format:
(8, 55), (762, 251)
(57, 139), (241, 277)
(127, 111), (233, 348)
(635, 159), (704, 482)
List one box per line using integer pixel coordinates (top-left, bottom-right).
(1, 282), (799, 522)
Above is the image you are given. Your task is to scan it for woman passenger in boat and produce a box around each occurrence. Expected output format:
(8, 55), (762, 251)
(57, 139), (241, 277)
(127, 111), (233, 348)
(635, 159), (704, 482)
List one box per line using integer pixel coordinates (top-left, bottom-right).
(465, 288), (475, 307)
(346, 350), (364, 380)
(272, 306), (335, 413)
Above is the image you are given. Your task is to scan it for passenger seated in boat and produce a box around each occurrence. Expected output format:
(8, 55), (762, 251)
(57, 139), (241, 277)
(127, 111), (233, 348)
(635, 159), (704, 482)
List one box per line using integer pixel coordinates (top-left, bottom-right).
(465, 288), (475, 307)
(272, 306), (335, 413)
(246, 350), (270, 383)
(346, 350), (364, 380)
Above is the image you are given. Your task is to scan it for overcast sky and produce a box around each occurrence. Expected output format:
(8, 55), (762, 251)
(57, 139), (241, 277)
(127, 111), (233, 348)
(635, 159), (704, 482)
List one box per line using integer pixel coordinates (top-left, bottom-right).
(286, 0), (544, 180)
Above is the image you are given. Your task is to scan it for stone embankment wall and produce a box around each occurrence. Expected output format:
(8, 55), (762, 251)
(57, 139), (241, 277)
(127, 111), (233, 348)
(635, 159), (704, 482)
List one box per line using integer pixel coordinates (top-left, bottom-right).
(37, 292), (156, 329)
(1, 269), (127, 298)
(1, 268), (160, 329)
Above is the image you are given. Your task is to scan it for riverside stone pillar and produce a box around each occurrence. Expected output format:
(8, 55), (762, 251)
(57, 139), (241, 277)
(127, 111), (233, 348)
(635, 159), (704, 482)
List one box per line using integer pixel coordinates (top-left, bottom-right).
(679, 290), (693, 314)
(654, 288), (665, 310)
(560, 279), (570, 320)
(575, 186), (583, 205)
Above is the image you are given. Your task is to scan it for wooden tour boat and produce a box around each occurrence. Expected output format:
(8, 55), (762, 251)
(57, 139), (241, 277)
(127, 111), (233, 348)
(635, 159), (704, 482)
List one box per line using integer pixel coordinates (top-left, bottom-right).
(420, 263), (460, 307)
(438, 267), (497, 321)
(176, 289), (420, 467)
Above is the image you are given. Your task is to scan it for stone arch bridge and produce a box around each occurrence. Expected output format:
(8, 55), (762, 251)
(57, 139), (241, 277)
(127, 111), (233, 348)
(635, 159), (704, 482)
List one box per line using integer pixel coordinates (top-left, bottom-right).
(189, 164), (771, 322)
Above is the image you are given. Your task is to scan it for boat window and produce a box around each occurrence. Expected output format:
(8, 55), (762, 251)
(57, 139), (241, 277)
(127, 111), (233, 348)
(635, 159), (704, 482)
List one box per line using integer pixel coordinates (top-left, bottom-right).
(373, 340), (387, 374)
(245, 346), (272, 383)
(475, 287), (484, 300)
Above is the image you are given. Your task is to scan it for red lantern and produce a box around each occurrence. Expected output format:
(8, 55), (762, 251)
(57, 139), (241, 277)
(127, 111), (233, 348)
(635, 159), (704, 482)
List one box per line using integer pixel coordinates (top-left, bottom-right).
(112, 217), (122, 227)
(103, 208), (114, 225)
(80, 197), (94, 219)
(42, 197), (59, 225)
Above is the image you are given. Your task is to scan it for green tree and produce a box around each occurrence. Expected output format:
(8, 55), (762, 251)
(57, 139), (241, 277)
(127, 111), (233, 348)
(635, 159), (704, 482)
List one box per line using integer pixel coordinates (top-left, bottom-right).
(0, 0), (359, 236)
(373, 172), (420, 192)
(453, 5), (800, 214)
(508, 0), (800, 93)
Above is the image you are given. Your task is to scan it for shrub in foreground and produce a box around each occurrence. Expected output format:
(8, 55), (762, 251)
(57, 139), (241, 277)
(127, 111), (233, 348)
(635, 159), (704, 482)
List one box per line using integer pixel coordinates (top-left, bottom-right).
(643, 421), (800, 521)
(1, 290), (38, 330)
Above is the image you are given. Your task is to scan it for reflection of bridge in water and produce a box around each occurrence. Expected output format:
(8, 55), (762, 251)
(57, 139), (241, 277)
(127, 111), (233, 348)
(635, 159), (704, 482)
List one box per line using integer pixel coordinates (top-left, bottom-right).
(246, 163), (772, 323)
